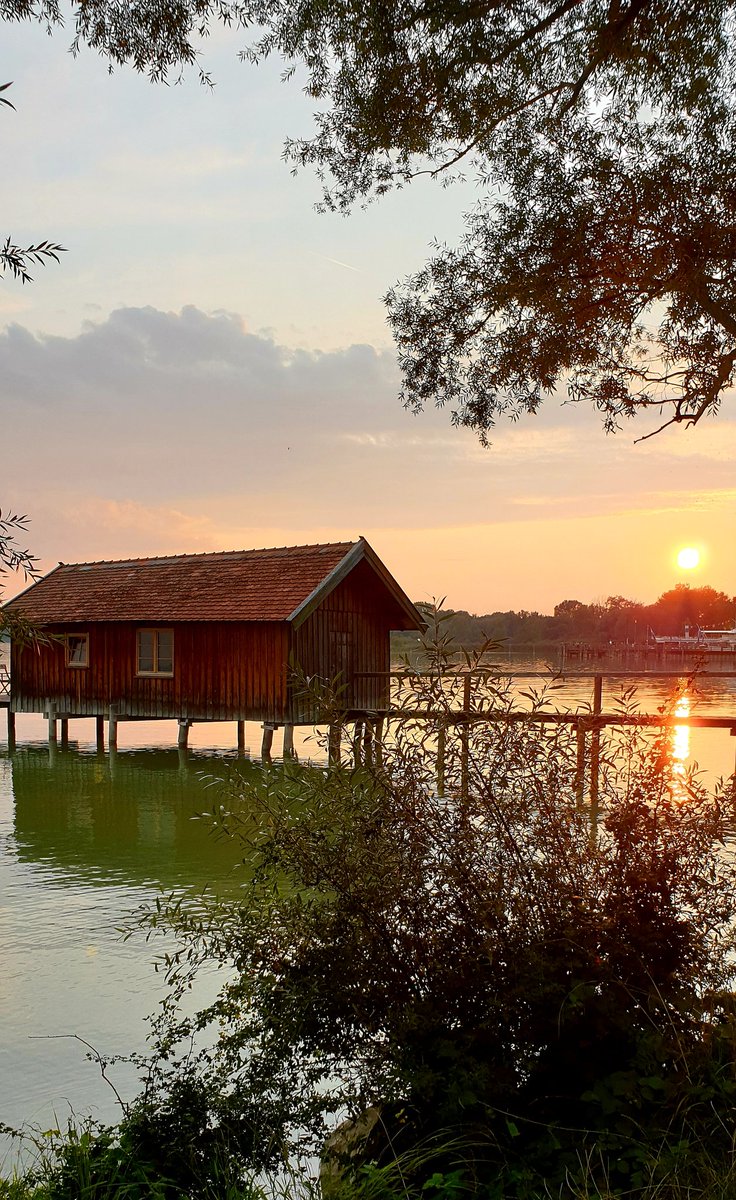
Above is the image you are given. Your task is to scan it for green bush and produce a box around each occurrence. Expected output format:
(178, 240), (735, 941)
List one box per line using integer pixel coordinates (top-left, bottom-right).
(133, 666), (736, 1197)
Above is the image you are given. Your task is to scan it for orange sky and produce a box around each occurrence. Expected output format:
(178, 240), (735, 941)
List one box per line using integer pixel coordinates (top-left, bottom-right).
(1, 23), (734, 616)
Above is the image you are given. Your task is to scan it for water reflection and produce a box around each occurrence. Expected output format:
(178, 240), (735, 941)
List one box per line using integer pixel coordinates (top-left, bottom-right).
(668, 693), (691, 800)
(8, 746), (255, 895)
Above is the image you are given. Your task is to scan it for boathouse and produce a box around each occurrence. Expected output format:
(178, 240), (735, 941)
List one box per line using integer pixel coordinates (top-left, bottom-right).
(4, 538), (424, 744)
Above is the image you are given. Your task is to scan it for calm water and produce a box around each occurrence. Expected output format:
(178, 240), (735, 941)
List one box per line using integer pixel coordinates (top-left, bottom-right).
(1, 665), (736, 1160)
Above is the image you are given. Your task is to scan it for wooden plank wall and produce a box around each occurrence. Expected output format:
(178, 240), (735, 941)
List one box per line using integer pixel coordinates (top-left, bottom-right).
(11, 621), (289, 722)
(290, 558), (396, 720)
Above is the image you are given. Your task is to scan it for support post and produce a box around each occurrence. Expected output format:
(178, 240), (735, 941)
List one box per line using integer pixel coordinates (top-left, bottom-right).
(47, 703), (57, 746)
(328, 722), (341, 767)
(352, 719), (364, 768)
(374, 718), (384, 769)
(177, 719), (191, 749)
(460, 673), (472, 804)
(108, 711), (118, 751)
(575, 720), (586, 808)
(96, 714), (105, 754)
(589, 675), (603, 835)
(237, 720), (246, 755)
(60, 718), (69, 750)
(7, 709), (16, 751)
(282, 723), (295, 759)
(261, 723), (274, 764)
(437, 723), (446, 798)
(363, 720), (374, 767)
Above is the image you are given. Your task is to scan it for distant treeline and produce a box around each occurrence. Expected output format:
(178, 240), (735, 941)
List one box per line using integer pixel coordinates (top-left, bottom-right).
(394, 584), (736, 653)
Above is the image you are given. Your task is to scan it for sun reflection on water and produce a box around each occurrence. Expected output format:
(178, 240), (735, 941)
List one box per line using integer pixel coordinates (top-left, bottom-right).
(671, 693), (691, 798)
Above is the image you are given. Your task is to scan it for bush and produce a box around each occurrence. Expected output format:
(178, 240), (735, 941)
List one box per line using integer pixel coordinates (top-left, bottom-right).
(135, 668), (736, 1197)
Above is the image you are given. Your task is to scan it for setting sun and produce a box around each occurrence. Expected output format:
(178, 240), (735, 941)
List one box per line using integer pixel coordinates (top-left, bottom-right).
(677, 546), (700, 570)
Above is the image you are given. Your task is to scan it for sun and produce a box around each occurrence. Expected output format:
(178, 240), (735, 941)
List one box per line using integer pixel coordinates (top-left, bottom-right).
(677, 546), (700, 570)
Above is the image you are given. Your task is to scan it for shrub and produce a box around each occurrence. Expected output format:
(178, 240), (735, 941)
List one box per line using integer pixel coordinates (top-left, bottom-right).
(136, 667), (736, 1197)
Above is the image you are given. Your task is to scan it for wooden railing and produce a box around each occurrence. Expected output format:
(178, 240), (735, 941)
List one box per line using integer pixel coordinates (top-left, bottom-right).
(349, 668), (736, 807)
(0, 666), (10, 703)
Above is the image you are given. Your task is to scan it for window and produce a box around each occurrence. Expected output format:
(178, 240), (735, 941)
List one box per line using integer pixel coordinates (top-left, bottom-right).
(137, 629), (174, 676)
(65, 633), (89, 668)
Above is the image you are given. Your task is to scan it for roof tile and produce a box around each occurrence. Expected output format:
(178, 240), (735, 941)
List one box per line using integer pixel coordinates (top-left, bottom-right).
(5, 541), (357, 623)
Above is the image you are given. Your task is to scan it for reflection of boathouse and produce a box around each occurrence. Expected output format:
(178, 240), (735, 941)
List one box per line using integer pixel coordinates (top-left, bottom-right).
(4, 539), (423, 745)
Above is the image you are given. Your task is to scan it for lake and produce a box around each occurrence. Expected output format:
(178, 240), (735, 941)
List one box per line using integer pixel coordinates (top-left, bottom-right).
(2, 664), (736, 1164)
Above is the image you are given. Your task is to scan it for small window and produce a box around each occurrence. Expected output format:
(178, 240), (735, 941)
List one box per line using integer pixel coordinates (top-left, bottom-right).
(137, 628), (174, 677)
(65, 633), (89, 668)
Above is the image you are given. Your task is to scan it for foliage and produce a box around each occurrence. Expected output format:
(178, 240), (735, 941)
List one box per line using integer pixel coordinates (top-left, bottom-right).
(395, 585), (736, 653)
(6, 1), (736, 436)
(0, 1113), (270, 1199)
(0, 81), (65, 284)
(0, 236), (65, 285)
(0, 509), (41, 644)
(132, 667), (736, 1197)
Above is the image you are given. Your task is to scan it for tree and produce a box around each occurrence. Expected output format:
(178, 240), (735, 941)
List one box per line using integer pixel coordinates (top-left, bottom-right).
(647, 583), (736, 635)
(6, 1), (736, 439)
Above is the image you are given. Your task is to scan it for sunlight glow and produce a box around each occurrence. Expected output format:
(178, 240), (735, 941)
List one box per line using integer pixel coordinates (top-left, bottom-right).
(677, 546), (700, 570)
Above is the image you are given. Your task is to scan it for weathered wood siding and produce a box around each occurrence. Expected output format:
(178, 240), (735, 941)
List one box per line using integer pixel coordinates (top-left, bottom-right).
(289, 558), (397, 720)
(11, 621), (289, 722)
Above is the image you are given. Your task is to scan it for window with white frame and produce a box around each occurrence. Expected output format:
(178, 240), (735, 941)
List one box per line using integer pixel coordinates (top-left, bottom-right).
(136, 628), (174, 676)
(65, 633), (89, 668)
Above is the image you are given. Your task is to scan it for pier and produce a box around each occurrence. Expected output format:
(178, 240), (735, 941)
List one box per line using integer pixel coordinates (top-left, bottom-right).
(3, 668), (735, 813)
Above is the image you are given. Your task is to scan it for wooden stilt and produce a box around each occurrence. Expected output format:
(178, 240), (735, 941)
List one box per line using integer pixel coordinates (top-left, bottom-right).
(374, 718), (384, 768)
(328, 723), (341, 767)
(108, 711), (118, 750)
(363, 720), (373, 767)
(7, 709), (16, 751)
(352, 719), (364, 768)
(48, 704), (57, 746)
(96, 715), (105, 754)
(282, 723), (295, 759)
(261, 723), (274, 764)
(60, 718), (69, 749)
(237, 720), (246, 755)
(177, 719), (190, 749)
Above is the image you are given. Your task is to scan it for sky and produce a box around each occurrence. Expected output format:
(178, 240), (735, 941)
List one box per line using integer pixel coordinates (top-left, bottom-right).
(2, 16), (734, 615)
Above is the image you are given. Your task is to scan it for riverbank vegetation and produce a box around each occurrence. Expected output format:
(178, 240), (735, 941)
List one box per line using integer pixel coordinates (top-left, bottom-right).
(392, 584), (736, 657)
(4, 667), (736, 1198)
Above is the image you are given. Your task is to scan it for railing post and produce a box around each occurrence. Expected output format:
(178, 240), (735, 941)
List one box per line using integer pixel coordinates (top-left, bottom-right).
(460, 673), (472, 804)
(575, 719), (587, 807)
(590, 675), (603, 835)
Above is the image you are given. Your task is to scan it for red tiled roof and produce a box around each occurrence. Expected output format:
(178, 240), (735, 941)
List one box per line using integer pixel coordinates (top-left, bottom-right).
(5, 541), (358, 623)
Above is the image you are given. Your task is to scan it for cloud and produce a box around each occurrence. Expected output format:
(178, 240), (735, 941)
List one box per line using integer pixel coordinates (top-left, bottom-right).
(2, 305), (734, 571)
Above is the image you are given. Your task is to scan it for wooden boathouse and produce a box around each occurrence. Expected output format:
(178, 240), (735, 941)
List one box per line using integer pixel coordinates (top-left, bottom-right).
(3, 538), (424, 751)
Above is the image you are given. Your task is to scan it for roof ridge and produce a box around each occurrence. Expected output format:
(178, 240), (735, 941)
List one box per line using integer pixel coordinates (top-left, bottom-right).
(57, 540), (358, 569)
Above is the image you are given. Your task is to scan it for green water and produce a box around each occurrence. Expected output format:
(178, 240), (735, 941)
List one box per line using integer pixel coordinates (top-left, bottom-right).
(0, 733), (261, 1156)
